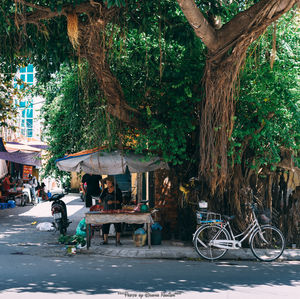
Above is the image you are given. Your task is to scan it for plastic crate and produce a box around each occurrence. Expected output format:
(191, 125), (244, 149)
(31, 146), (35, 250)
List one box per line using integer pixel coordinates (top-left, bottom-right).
(0, 203), (9, 209)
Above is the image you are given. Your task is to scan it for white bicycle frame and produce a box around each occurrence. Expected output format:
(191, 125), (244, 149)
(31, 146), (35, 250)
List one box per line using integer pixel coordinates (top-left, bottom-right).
(205, 208), (268, 250)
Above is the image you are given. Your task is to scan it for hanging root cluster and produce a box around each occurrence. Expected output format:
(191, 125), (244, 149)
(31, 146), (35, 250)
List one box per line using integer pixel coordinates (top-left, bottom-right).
(199, 0), (295, 194)
(67, 13), (79, 48)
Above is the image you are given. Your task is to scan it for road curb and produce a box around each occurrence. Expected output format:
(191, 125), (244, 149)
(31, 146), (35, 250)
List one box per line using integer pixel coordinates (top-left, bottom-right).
(78, 247), (300, 261)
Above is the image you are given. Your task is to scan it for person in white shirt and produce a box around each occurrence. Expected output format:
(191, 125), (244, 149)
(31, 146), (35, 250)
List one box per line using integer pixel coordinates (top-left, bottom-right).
(28, 174), (38, 204)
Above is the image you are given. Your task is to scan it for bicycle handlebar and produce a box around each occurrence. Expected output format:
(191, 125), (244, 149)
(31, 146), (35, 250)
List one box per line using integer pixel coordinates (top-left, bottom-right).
(245, 201), (258, 212)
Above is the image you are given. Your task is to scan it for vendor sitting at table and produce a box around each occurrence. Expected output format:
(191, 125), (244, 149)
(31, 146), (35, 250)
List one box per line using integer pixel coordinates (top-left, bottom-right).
(99, 176), (123, 246)
(1, 174), (13, 195)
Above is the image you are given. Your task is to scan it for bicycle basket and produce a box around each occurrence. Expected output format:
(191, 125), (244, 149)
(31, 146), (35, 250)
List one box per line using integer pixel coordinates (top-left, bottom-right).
(256, 209), (271, 224)
(196, 211), (222, 224)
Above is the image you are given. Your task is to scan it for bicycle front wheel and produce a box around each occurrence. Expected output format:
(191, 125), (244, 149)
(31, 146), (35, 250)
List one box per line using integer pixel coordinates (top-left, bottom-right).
(250, 225), (285, 262)
(193, 224), (230, 261)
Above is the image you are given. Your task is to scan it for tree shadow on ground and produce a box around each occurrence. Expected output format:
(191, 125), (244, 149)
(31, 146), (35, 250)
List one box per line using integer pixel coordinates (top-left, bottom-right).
(0, 255), (299, 297)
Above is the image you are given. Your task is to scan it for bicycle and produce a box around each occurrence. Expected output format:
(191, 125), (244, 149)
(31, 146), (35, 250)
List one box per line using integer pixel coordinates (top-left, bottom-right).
(193, 203), (285, 262)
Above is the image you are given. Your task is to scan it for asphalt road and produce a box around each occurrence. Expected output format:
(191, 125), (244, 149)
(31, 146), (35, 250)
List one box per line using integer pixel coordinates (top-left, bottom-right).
(0, 252), (300, 299)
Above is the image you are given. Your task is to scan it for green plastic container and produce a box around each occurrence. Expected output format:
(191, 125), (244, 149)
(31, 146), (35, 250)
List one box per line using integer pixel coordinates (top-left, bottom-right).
(151, 230), (162, 245)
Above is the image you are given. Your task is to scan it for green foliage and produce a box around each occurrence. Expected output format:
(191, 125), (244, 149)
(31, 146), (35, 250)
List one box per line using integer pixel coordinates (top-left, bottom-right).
(0, 0), (298, 180)
(194, 1), (258, 26)
(58, 234), (86, 246)
(0, 70), (29, 129)
(0, 1), (77, 83)
(230, 11), (300, 169)
(38, 0), (205, 177)
(106, 0), (126, 8)
(39, 63), (119, 179)
(110, 1), (205, 165)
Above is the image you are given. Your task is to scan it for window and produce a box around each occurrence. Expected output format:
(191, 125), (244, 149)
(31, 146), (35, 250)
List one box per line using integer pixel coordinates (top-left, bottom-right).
(27, 74), (34, 83)
(26, 109), (33, 118)
(26, 118), (33, 127)
(27, 64), (34, 72)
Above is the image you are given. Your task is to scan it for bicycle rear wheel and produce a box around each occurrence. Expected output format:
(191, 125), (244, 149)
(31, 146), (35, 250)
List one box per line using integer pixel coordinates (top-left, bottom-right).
(193, 224), (229, 261)
(250, 225), (285, 262)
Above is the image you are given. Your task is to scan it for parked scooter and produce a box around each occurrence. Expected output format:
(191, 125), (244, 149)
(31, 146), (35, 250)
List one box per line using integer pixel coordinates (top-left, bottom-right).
(49, 192), (71, 235)
(22, 183), (35, 204)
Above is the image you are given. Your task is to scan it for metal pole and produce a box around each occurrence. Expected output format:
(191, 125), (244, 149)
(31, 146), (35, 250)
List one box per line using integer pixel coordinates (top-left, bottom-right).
(114, 176), (116, 209)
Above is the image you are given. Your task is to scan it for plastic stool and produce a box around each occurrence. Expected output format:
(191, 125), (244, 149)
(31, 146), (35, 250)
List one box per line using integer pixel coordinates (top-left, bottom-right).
(0, 203), (9, 209)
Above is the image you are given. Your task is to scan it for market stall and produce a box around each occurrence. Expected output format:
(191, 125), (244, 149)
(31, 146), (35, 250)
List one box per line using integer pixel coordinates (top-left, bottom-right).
(0, 138), (43, 205)
(85, 210), (154, 249)
(56, 147), (169, 248)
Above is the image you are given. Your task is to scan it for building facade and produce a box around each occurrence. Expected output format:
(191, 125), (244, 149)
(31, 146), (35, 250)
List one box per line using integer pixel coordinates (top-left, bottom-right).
(2, 64), (44, 142)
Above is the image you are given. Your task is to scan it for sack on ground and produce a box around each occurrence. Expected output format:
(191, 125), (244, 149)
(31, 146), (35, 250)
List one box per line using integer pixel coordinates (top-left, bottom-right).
(36, 222), (55, 231)
(133, 228), (147, 247)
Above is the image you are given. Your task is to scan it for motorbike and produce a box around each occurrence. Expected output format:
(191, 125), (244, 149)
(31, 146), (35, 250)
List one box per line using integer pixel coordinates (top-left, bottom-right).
(49, 192), (71, 235)
(22, 183), (35, 205)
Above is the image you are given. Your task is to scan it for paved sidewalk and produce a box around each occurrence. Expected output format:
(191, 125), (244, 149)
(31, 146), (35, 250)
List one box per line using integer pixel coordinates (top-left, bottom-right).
(82, 235), (300, 261)
(0, 193), (299, 261)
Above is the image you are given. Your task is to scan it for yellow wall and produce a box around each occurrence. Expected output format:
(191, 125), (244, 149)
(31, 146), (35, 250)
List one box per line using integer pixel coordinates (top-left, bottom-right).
(70, 172), (81, 190)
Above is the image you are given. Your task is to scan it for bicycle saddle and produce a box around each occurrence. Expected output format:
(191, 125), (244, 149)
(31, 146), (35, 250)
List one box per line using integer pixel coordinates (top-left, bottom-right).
(223, 215), (235, 221)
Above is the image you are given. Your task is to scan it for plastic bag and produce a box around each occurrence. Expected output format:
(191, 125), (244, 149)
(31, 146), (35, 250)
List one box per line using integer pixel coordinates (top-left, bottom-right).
(151, 222), (162, 231)
(134, 228), (146, 235)
(7, 200), (16, 208)
(36, 222), (55, 231)
(76, 218), (87, 237)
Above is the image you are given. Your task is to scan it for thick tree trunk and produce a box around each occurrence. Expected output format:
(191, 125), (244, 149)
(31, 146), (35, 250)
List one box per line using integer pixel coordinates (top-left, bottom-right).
(177, 0), (298, 194)
(74, 5), (142, 128)
(79, 20), (142, 127)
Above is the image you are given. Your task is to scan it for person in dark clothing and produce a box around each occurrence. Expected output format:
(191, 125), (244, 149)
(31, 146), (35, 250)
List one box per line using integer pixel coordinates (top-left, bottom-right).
(100, 176), (123, 245)
(81, 174), (102, 208)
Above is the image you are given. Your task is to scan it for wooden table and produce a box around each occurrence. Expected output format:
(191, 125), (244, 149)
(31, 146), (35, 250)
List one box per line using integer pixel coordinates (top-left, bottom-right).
(85, 212), (153, 249)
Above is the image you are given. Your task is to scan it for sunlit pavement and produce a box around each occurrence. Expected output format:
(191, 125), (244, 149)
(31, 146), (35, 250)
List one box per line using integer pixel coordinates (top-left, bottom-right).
(0, 193), (87, 257)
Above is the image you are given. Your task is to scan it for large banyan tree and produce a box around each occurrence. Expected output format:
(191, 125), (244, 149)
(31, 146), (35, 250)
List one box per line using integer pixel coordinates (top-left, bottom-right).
(6, 0), (297, 181)
(1, 1), (299, 236)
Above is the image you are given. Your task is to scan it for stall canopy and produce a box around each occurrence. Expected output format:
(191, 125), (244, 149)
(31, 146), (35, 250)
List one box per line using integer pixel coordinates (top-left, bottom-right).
(6, 141), (48, 151)
(0, 138), (42, 167)
(56, 147), (169, 175)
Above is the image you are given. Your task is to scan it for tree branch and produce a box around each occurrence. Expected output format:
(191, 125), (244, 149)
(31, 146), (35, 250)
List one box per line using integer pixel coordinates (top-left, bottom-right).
(14, 0), (51, 12)
(176, 0), (218, 51)
(177, 0), (298, 53)
(218, 0), (298, 50)
(14, 0), (97, 25)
